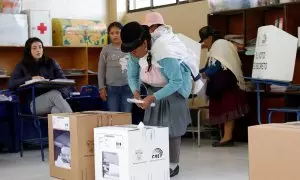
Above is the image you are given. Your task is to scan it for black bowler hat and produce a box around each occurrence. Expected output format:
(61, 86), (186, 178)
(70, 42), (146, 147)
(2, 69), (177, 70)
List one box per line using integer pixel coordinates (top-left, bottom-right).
(199, 26), (216, 43)
(121, 21), (150, 53)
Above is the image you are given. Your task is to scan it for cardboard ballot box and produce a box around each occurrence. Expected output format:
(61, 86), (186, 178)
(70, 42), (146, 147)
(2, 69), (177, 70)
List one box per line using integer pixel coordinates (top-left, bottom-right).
(94, 124), (170, 180)
(252, 25), (298, 82)
(248, 122), (300, 180)
(48, 112), (131, 180)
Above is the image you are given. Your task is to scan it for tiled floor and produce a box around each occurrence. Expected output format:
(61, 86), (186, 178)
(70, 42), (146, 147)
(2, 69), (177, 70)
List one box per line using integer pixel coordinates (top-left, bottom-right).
(0, 140), (249, 180)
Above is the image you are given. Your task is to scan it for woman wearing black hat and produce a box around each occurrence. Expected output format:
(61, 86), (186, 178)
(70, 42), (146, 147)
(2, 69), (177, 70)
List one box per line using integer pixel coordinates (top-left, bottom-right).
(121, 21), (192, 177)
(199, 26), (249, 147)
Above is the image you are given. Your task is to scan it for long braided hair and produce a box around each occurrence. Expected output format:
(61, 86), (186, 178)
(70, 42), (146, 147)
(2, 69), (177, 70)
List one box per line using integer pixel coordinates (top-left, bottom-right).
(142, 25), (153, 72)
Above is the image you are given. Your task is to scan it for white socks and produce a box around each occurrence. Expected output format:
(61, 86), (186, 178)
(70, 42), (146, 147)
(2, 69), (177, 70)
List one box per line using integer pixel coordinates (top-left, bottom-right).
(170, 163), (179, 170)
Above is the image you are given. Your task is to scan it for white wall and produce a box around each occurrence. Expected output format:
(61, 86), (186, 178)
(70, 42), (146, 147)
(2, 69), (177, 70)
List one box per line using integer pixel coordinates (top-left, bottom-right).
(22, 0), (108, 23)
(125, 1), (209, 41)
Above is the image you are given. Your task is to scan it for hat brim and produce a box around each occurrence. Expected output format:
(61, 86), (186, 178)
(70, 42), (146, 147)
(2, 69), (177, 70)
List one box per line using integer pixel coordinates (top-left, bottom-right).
(121, 44), (134, 53)
(141, 22), (151, 27)
(121, 38), (144, 53)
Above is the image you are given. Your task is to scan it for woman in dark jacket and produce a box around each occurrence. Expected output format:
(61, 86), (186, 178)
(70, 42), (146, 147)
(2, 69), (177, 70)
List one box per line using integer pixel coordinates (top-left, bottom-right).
(199, 26), (249, 147)
(8, 37), (72, 115)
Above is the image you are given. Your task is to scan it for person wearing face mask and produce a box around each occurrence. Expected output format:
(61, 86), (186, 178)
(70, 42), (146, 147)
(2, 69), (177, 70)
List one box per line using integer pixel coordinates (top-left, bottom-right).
(8, 37), (73, 115)
(121, 22), (192, 177)
(199, 26), (249, 147)
(98, 22), (132, 112)
(144, 12), (203, 94)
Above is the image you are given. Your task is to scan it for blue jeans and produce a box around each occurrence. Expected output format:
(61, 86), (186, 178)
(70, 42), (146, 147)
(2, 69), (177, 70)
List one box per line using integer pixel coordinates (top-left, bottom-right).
(107, 85), (132, 112)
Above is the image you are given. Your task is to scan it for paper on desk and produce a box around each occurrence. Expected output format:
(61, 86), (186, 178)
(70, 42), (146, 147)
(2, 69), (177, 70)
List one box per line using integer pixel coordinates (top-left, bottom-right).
(25, 79), (49, 85)
(22, 78), (75, 87)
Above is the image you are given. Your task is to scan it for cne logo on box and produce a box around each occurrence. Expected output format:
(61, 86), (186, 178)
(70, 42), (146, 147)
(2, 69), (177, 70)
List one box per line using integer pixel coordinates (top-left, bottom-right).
(152, 148), (163, 159)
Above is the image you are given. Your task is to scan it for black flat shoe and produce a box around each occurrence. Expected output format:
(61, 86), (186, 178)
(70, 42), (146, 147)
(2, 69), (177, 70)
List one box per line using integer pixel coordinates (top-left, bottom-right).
(170, 165), (179, 178)
(212, 139), (234, 147)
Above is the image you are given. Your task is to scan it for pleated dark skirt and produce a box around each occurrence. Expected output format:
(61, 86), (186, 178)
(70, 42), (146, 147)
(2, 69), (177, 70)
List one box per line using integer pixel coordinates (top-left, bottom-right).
(209, 88), (249, 125)
(143, 86), (191, 138)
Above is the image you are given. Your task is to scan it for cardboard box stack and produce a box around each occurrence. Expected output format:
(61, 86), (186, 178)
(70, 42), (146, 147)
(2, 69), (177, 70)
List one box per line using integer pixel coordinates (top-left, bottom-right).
(248, 122), (300, 180)
(252, 25), (298, 82)
(94, 124), (170, 180)
(48, 111), (131, 180)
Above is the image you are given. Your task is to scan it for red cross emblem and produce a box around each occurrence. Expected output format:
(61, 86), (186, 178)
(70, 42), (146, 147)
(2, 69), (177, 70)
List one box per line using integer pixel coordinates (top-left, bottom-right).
(37, 23), (47, 34)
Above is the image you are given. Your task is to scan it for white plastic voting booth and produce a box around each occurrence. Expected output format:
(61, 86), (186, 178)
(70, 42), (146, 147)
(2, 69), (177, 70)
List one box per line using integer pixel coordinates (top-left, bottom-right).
(252, 25), (298, 82)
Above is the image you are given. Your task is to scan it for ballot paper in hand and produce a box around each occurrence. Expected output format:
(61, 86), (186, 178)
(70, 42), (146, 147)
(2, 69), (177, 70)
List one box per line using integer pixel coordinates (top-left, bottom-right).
(127, 98), (156, 107)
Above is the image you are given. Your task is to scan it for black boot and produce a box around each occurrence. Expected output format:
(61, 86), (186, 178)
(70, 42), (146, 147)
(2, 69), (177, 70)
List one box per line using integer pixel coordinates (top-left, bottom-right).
(170, 165), (179, 177)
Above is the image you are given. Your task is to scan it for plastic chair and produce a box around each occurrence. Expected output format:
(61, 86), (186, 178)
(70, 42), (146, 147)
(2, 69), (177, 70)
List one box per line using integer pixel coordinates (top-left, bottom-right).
(268, 107), (300, 123)
(80, 85), (100, 97)
(0, 90), (18, 152)
(187, 106), (220, 147)
(67, 85), (107, 112)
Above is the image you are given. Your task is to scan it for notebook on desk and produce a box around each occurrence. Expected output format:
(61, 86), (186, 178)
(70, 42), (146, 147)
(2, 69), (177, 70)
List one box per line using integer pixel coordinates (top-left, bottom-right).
(21, 79), (75, 87)
(25, 79), (50, 85)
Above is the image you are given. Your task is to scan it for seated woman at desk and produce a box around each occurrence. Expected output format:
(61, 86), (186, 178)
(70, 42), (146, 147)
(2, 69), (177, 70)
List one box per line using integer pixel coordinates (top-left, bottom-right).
(8, 37), (73, 115)
(199, 26), (249, 147)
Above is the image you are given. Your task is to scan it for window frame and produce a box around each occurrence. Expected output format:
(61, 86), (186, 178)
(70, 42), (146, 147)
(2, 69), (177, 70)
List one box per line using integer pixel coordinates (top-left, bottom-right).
(127, 0), (202, 13)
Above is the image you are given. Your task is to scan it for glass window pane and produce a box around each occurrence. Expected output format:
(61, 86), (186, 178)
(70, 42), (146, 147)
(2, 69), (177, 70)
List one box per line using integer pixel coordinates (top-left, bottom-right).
(153, 0), (176, 6)
(129, 0), (151, 10)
